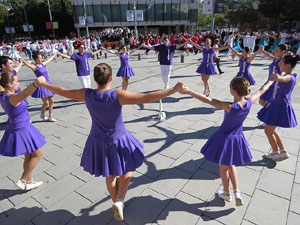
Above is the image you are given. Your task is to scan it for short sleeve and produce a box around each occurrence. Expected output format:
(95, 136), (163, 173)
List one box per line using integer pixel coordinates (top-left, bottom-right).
(86, 52), (93, 58)
(70, 54), (76, 61)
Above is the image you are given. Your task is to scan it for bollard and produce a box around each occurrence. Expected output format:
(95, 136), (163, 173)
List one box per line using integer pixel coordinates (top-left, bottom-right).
(105, 53), (107, 59)
(181, 54), (184, 63)
(138, 53), (141, 60)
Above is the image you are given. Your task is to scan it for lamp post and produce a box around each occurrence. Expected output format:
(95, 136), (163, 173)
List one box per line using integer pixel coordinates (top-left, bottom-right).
(83, 0), (89, 37)
(22, 0), (32, 40)
(4, 3), (13, 40)
(133, 0), (138, 38)
(47, 0), (55, 39)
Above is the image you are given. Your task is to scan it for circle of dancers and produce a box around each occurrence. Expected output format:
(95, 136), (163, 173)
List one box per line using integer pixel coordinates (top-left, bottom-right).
(0, 31), (299, 222)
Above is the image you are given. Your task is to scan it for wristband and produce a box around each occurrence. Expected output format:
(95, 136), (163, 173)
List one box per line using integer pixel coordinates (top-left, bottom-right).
(32, 82), (38, 88)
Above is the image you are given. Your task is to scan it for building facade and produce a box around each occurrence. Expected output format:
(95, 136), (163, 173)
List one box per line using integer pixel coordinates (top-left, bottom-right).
(72, 0), (199, 35)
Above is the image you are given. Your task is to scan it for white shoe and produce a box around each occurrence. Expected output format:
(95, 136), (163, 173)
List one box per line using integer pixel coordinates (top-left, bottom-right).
(272, 151), (289, 162)
(48, 116), (56, 122)
(234, 190), (244, 206)
(263, 152), (278, 160)
(15, 179), (26, 190)
(112, 201), (124, 221)
(40, 114), (48, 121)
(217, 191), (232, 202)
(24, 180), (43, 190)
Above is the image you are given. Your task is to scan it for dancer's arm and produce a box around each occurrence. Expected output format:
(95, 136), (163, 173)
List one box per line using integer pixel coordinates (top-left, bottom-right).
(261, 49), (276, 60)
(249, 79), (274, 103)
(190, 40), (203, 50)
(43, 52), (58, 65)
(41, 82), (86, 102)
(92, 48), (103, 56)
(57, 52), (71, 59)
(179, 86), (232, 113)
(105, 48), (120, 56)
(128, 46), (142, 55)
(117, 82), (184, 105)
(229, 46), (242, 58)
(141, 44), (155, 50)
(247, 46), (264, 63)
(9, 76), (46, 106)
(176, 41), (189, 49)
(271, 72), (292, 83)
(14, 59), (23, 72)
(21, 58), (36, 72)
(212, 45), (228, 52)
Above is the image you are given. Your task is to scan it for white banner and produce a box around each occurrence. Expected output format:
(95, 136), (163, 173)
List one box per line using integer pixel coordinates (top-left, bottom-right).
(29, 25), (34, 31)
(79, 16), (85, 25)
(127, 10), (143, 22)
(203, 0), (213, 15)
(23, 25), (28, 32)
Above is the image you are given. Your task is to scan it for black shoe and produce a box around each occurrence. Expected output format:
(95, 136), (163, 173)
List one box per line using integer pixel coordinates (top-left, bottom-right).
(220, 71), (224, 74)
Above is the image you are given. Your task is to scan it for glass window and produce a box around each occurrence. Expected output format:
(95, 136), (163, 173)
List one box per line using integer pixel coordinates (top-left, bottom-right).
(190, 9), (198, 23)
(164, 4), (172, 21)
(112, 4), (121, 22)
(102, 4), (111, 22)
(93, 5), (102, 23)
(120, 4), (128, 22)
(155, 4), (163, 21)
(74, 5), (84, 23)
(180, 4), (189, 20)
(146, 3), (155, 22)
(172, 3), (179, 20)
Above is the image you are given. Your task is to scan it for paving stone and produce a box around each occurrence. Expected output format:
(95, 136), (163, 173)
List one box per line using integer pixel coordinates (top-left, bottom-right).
(200, 160), (220, 175)
(0, 176), (18, 194)
(295, 161), (300, 184)
(257, 168), (294, 200)
(33, 174), (84, 209)
(150, 167), (191, 198)
(0, 197), (44, 225)
(182, 169), (220, 202)
(32, 192), (91, 225)
(274, 153), (297, 175)
(70, 167), (94, 183)
(189, 138), (208, 152)
(244, 189), (289, 225)
(0, 194), (15, 214)
(290, 183), (300, 214)
(236, 167), (260, 196)
(124, 188), (171, 225)
(0, 157), (24, 179)
(156, 191), (203, 225)
(286, 211), (300, 225)
(45, 154), (81, 180)
(248, 134), (272, 153)
(159, 141), (191, 160)
(171, 150), (205, 175)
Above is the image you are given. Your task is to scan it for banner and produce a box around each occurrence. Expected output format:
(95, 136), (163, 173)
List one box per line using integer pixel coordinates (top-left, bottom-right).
(23, 25), (28, 32)
(79, 16), (85, 25)
(215, 0), (225, 14)
(87, 16), (94, 24)
(53, 22), (59, 29)
(126, 10), (143, 22)
(29, 25), (34, 31)
(203, 0), (213, 15)
(46, 22), (52, 30)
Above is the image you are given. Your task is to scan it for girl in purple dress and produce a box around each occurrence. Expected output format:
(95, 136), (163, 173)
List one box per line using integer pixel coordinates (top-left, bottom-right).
(180, 77), (274, 206)
(258, 55), (299, 162)
(0, 72), (46, 190)
(22, 53), (58, 121)
(230, 45), (263, 85)
(259, 44), (287, 106)
(191, 38), (228, 97)
(40, 63), (184, 221)
(105, 45), (141, 90)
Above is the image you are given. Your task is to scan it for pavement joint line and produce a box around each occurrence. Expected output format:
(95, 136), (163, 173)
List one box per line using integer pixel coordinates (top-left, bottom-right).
(43, 171), (58, 181)
(73, 189), (93, 203)
(257, 188), (291, 201)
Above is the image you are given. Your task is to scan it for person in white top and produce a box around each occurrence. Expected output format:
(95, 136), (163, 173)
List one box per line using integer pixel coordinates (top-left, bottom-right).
(213, 38), (224, 74)
(245, 33), (257, 55)
(225, 33), (234, 58)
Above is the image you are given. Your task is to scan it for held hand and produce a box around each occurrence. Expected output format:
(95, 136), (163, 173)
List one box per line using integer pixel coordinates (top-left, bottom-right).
(178, 84), (190, 94)
(259, 45), (264, 51)
(173, 82), (185, 92)
(270, 72), (279, 81)
(35, 76), (46, 87)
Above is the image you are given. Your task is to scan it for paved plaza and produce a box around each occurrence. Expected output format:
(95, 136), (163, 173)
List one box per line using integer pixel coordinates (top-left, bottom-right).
(0, 49), (300, 225)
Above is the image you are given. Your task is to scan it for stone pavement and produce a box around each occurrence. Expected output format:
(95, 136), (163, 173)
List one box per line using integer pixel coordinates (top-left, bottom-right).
(0, 49), (299, 225)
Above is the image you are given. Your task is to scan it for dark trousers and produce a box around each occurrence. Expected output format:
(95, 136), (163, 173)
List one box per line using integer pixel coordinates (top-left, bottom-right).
(214, 57), (223, 74)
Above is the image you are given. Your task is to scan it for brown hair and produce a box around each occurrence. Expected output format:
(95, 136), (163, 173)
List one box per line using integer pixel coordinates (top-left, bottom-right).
(0, 72), (16, 88)
(94, 63), (112, 85)
(230, 77), (250, 96)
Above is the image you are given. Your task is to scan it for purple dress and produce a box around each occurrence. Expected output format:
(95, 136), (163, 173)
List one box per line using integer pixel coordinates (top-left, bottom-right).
(196, 48), (218, 75)
(0, 93), (46, 156)
(260, 59), (281, 101)
(116, 53), (135, 77)
(201, 99), (253, 166)
(236, 57), (256, 85)
(257, 73), (298, 128)
(31, 64), (54, 98)
(80, 89), (145, 177)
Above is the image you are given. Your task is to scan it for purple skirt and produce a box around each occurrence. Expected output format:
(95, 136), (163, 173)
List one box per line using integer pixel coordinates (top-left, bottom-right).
(0, 124), (46, 157)
(80, 130), (145, 177)
(236, 72), (256, 85)
(31, 81), (54, 98)
(257, 102), (298, 128)
(201, 131), (252, 166)
(196, 63), (218, 75)
(116, 66), (135, 77)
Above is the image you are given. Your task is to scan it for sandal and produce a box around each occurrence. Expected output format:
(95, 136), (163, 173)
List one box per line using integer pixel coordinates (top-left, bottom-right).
(234, 189), (244, 206)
